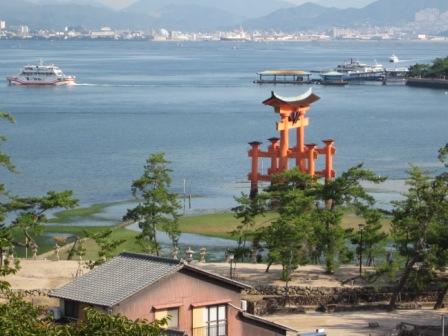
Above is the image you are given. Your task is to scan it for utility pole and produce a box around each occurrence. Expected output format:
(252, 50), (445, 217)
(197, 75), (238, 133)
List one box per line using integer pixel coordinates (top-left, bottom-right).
(284, 250), (293, 307)
(183, 178), (186, 215)
(359, 224), (365, 277)
(442, 314), (445, 336)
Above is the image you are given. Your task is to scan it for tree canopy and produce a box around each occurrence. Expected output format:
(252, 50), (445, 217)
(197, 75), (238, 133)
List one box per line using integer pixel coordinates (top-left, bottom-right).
(408, 57), (448, 78)
(125, 153), (181, 256)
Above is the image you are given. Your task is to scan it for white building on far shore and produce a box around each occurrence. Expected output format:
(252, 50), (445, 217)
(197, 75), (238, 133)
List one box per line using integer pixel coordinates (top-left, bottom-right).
(0, 21), (6, 30)
(90, 27), (116, 39)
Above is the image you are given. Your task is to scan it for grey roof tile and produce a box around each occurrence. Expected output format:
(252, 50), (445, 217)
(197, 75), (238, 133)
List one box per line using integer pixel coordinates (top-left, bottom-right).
(50, 252), (183, 307)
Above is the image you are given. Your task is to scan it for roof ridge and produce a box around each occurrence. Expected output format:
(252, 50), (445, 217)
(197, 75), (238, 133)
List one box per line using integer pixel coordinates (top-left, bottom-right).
(119, 251), (182, 265)
(183, 264), (251, 290)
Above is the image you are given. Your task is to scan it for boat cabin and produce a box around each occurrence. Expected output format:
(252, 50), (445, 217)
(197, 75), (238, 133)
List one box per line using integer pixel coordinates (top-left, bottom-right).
(320, 71), (347, 85)
(255, 70), (312, 84)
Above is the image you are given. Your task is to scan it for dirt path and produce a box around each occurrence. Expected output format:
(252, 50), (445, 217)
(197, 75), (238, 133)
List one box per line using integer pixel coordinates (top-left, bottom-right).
(199, 262), (368, 287)
(3, 259), (86, 290)
(268, 309), (447, 336)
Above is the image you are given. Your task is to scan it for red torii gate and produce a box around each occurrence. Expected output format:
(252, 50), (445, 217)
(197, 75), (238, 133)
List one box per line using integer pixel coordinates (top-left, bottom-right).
(248, 89), (336, 197)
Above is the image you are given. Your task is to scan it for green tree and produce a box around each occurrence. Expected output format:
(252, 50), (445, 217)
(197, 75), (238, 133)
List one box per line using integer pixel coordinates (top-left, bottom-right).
(76, 308), (165, 336)
(439, 143), (448, 165)
(408, 57), (448, 78)
(230, 193), (266, 262)
(0, 289), (165, 336)
(351, 207), (388, 267)
(424, 144), (448, 309)
(84, 229), (126, 269)
(314, 164), (386, 274)
(389, 164), (448, 309)
(9, 191), (78, 258)
(0, 112), (78, 291)
(408, 63), (430, 77)
(263, 216), (310, 281)
(262, 169), (315, 275)
(0, 113), (19, 289)
(427, 57), (448, 78)
(125, 153), (181, 256)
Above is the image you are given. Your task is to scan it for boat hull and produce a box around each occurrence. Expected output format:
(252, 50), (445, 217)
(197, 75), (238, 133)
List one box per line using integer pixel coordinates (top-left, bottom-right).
(7, 76), (76, 86)
(320, 80), (348, 86)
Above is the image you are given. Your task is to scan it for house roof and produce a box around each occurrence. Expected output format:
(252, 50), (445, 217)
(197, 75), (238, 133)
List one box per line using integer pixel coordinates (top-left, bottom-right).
(240, 312), (297, 334)
(50, 252), (250, 307)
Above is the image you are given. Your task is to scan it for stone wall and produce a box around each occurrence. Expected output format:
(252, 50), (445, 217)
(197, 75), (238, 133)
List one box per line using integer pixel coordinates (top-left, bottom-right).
(243, 285), (439, 315)
(0, 288), (51, 299)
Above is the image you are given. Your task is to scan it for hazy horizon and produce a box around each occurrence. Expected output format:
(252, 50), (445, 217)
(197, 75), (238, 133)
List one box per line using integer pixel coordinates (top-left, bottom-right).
(27, 0), (377, 10)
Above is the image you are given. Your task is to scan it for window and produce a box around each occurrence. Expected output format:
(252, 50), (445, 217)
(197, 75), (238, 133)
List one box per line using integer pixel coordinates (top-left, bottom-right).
(208, 305), (226, 336)
(155, 307), (179, 329)
(193, 304), (227, 336)
(64, 300), (79, 319)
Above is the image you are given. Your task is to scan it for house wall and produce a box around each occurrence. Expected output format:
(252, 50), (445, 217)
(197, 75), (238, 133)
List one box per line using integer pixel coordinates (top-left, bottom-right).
(113, 269), (243, 336)
(62, 268), (288, 336)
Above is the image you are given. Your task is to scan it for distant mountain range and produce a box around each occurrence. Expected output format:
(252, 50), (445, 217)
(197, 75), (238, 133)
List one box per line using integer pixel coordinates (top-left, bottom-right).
(1, 0), (447, 32)
(0, 0), (146, 29)
(244, 0), (448, 31)
(123, 0), (291, 19)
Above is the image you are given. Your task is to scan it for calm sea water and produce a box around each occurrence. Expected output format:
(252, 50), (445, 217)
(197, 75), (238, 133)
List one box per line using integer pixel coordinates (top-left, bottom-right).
(0, 40), (447, 211)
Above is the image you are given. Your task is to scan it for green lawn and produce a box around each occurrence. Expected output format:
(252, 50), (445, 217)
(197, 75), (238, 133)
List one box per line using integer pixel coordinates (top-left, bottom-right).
(177, 210), (392, 239)
(51, 227), (143, 261)
(10, 225), (113, 258)
(49, 202), (116, 224)
(178, 212), (277, 239)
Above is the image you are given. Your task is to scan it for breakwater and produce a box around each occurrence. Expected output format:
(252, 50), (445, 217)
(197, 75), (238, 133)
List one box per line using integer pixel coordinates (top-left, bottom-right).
(406, 77), (448, 89)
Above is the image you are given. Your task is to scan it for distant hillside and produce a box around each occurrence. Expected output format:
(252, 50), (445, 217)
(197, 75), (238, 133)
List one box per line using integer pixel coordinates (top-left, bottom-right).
(243, 0), (448, 31)
(244, 3), (336, 31)
(351, 0), (448, 25)
(123, 0), (291, 19)
(0, 0), (148, 29)
(148, 4), (242, 31)
(1, 0), (448, 32)
(0, 0), (255, 31)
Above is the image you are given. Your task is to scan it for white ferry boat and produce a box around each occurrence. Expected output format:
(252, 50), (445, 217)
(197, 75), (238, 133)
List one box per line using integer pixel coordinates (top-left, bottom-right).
(335, 59), (385, 82)
(7, 62), (75, 86)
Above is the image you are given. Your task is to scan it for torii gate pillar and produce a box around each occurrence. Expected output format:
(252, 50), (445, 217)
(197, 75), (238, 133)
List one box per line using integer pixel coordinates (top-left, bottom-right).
(248, 89), (336, 197)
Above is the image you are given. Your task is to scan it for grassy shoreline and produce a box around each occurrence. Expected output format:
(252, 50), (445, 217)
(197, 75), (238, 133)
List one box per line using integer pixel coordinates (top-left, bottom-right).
(49, 203), (112, 224)
(9, 201), (391, 259)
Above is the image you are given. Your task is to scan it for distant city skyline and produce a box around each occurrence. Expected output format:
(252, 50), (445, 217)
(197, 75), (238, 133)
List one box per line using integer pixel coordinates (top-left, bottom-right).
(28, 0), (377, 10)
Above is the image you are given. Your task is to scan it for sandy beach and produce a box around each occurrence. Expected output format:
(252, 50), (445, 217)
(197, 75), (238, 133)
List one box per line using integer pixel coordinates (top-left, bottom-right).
(4, 259), (447, 335)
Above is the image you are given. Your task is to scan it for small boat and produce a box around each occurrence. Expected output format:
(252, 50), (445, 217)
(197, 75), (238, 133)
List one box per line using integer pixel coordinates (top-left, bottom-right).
(389, 53), (400, 63)
(7, 61), (75, 86)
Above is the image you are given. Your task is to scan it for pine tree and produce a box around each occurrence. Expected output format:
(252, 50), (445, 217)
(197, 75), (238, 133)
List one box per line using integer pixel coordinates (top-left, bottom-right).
(125, 153), (181, 256)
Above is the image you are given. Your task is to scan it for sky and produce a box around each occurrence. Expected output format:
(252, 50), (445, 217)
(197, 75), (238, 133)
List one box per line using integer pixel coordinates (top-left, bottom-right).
(29, 0), (377, 10)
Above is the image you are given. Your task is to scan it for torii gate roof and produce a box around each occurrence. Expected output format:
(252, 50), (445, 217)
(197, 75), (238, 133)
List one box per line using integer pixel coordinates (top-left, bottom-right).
(263, 88), (320, 108)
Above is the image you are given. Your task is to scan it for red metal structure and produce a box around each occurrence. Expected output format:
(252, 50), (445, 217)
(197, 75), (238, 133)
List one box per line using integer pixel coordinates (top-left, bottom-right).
(248, 89), (336, 197)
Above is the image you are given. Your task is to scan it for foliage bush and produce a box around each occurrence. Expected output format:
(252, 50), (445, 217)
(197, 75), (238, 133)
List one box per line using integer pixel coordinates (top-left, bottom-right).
(408, 57), (448, 78)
